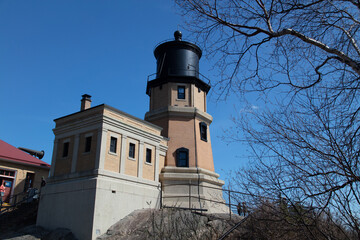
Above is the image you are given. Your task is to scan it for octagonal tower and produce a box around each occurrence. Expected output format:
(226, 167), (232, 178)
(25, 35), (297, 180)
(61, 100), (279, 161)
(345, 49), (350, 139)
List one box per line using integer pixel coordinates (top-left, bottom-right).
(145, 31), (227, 212)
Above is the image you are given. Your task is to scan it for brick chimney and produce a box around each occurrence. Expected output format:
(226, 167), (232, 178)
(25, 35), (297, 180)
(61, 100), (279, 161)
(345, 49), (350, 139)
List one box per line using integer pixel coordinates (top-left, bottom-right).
(80, 94), (92, 111)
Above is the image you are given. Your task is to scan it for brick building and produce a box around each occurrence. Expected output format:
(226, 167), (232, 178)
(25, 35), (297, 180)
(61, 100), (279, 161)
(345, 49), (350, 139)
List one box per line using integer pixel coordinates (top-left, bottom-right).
(0, 140), (50, 205)
(37, 31), (227, 240)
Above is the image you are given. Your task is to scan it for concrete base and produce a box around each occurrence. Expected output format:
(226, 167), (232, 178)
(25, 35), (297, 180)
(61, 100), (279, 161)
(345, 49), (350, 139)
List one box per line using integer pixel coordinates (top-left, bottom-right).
(37, 169), (161, 240)
(160, 167), (229, 213)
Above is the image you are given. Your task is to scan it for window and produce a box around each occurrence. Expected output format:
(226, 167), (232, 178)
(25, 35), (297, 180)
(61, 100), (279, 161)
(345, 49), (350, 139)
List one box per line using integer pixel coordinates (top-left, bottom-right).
(146, 148), (152, 164)
(0, 170), (15, 177)
(199, 122), (207, 141)
(23, 172), (34, 192)
(85, 136), (92, 152)
(62, 142), (69, 157)
(176, 148), (189, 167)
(110, 137), (117, 153)
(177, 86), (185, 99)
(129, 143), (135, 158)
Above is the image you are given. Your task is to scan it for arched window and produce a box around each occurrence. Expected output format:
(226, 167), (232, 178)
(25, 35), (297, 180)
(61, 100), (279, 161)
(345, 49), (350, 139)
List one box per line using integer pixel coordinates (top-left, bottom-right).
(176, 147), (189, 167)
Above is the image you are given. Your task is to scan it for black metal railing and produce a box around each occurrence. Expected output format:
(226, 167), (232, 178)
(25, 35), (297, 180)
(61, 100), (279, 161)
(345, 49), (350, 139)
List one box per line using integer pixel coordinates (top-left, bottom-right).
(160, 183), (251, 219)
(0, 188), (39, 215)
(146, 69), (211, 85)
(160, 183), (253, 239)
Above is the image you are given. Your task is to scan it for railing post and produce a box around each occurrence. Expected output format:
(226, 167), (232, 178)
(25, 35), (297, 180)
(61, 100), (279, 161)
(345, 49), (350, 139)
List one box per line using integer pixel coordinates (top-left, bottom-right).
(160, 185), (162, 209)
(189, 183), (191, 209)
(228, 189), (231, 220)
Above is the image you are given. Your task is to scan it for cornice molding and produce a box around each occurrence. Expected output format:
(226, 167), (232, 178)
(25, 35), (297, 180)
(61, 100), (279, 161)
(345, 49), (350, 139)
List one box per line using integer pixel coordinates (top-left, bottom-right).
(145, 106), (213, 124)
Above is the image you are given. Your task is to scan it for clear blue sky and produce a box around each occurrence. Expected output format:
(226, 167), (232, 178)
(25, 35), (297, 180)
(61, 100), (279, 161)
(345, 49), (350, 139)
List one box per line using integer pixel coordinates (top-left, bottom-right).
(0, 0), (250, 183)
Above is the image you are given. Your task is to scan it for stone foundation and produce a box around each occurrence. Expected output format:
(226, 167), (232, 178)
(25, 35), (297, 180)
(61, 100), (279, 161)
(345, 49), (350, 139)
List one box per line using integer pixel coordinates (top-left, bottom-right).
(37, 169), (161, 240)
(160, 166), (229, 213)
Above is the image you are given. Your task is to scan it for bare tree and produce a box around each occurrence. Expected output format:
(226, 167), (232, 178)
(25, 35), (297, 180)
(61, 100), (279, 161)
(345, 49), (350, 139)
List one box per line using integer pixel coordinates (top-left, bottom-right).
(176, 0), (360, 98)
(176, 0), (360, 239)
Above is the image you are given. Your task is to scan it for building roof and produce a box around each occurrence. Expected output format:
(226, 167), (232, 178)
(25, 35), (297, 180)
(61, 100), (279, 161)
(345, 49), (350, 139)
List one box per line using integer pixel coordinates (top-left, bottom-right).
(54, 104), (163, 131)
(0, 140), (51, 168)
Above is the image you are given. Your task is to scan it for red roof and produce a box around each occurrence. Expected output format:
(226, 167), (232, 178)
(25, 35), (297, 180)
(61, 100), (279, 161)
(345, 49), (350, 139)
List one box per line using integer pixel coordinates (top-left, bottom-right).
(0, 140), (50, 168)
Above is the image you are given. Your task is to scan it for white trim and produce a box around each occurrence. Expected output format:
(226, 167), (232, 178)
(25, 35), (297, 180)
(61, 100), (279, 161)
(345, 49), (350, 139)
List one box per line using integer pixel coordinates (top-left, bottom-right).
(120, 135), (127, 174)
(137, 141), (144, 178)
(108, 151), (117, 156)
(50, 138), (58, 177)
(53, 121), (102, 139)
(191, 84), (195, 107)
(154, 146), (160, 182)
(127, 139), (138, 159)
(144, 146), (153, 165)
(109, 135), (118, 155)
(95, 128), (107, 170)
(71, 134), (80, 173)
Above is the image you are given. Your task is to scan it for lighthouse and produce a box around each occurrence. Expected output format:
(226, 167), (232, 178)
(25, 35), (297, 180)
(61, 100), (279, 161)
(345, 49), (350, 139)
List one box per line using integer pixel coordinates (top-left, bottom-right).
(145, 31), (227, 212)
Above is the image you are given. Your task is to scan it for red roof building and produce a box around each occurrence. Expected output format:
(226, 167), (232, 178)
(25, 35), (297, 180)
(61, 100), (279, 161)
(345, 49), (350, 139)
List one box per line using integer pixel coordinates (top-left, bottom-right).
(0, 139), (50, 204)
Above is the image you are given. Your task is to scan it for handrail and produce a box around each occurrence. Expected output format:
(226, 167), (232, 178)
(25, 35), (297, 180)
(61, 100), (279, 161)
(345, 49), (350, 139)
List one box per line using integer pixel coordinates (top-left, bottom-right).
(147, 70), (211, 85)
(0, 189), (39, 215)
(162, 183), (254, 197)
(161, 183), (252, 217)
(218, 215), (250, 240)
(161, 182), (252, 239)
(6, 191), (27, 203)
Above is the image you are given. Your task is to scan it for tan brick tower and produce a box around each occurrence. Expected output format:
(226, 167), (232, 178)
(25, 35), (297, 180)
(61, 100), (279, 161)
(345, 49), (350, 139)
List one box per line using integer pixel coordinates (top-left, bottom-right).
(145, 31), (228, 212)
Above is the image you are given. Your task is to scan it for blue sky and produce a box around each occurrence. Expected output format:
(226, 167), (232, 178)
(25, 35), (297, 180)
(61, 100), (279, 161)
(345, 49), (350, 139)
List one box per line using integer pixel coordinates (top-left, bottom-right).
(0, 0), (250, 182)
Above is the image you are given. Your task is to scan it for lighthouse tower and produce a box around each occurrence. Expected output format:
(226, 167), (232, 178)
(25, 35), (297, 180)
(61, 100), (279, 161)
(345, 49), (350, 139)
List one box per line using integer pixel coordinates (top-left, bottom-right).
(145, 31), (227, 212)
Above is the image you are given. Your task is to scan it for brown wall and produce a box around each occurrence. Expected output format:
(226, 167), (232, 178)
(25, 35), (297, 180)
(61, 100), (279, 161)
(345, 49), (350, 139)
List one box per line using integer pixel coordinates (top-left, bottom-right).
(193, 85), (206, 112)
(0, 161), (49, 197)
(76, 130), (97, 172)
(151, 83), (170, 111)
(166, 117), (196, 167)
(147, 118), (169, 138)
(150, 116), (214, 172)
(142, 144), (155, 181)
(54, 136), (74, 176)
(159, 155), (165, 172)
(195, 118), (214, 171)
(149, 82), (207, 112)
(104, 132), (122, 173)
(170, 83), (191, 107)
(124, 138), (139, 177)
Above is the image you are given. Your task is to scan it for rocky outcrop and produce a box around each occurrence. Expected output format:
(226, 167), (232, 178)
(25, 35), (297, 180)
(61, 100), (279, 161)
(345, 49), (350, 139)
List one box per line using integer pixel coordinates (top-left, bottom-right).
(98, 208), (242, 240)
(1, 225), (77, 240)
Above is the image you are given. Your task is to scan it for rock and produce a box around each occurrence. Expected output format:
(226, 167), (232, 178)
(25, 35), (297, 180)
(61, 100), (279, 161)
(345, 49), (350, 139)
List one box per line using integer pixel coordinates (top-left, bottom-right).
(98, 208), (238, 240)
(42, 228), (77, 240)
(1, 225), (49, 240)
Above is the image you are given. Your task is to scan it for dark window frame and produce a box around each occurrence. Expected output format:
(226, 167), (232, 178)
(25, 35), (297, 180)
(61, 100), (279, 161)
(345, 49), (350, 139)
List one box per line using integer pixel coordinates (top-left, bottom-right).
(146, 148), (152, 164)
(62, 142), (69, 157)
(84, 136), (92, 153)
(177, 86), (185, 99)
(110, 137), (117, 153)
(176, 147), (189, 167)
(199, 122), (208, 142)
(129, 143), (136, 159)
